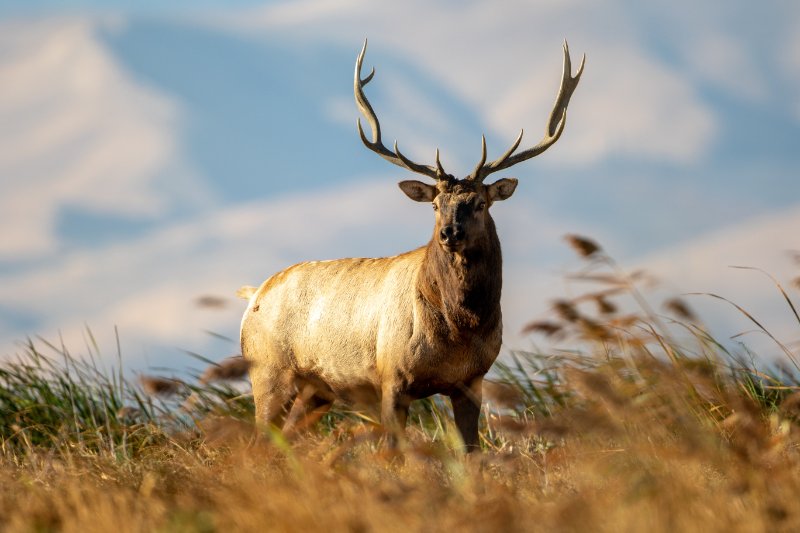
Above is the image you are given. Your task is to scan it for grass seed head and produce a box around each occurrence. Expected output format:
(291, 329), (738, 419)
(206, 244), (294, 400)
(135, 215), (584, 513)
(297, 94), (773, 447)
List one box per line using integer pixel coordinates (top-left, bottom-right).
(200, 356), (251, 383)
(564, 234), (602, 258)
(139, 376), (183, 397)
(594, 295), (617, 315)
(520, 320), (563, 337)
(116, 406), (141, 422)
(483, 380), (527, 409)
(663, 297), (698, 322)
(195, 295), (228, 309)
(578, 317), (611, 340)
(552, 300), (581, 322)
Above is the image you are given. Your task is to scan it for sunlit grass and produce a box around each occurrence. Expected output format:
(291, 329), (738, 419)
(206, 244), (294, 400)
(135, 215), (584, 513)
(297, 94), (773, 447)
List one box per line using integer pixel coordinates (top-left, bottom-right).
(1, 236), (799, 531)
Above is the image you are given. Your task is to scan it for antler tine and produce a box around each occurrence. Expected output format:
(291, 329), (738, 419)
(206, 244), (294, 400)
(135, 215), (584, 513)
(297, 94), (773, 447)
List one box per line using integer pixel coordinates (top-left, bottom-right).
(355, 39), (444, 181)
(467, 41), (584, 182)
(435, 149), (446, 176)
(468, 130), (524, 182)
(394, 141), (441, 177)
(547, 41), (585, 136)
(468, 135), (488, 180)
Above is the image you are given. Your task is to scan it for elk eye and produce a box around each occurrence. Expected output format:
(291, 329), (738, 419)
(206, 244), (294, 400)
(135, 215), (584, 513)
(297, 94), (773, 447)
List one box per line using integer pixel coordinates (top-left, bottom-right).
(476, 201), (486, 212)
(432, 203), (438, 211)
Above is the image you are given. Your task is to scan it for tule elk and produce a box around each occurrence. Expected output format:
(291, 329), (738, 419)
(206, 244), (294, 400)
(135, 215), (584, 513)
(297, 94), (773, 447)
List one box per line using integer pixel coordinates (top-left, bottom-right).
(239, 40), (583, 451)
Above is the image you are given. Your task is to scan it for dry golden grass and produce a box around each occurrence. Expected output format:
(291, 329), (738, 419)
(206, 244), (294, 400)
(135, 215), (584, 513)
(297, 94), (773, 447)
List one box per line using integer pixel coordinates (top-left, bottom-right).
(3, 349), (800, 533)
(3, 238), (799, 532)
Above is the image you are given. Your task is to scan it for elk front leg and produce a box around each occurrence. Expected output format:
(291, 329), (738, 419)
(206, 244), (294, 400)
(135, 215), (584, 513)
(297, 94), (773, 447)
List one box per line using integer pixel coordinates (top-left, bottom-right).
(381, 384), (409, 449)
(451, 378), (483, 452)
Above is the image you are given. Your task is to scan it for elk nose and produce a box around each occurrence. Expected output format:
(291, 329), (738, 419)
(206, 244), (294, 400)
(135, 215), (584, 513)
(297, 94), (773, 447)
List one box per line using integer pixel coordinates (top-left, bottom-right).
(440, 224), (464, 244)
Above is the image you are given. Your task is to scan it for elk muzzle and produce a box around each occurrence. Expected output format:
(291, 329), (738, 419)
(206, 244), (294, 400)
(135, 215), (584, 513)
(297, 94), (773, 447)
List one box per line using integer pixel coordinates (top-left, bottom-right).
(439, 223), (465, 250)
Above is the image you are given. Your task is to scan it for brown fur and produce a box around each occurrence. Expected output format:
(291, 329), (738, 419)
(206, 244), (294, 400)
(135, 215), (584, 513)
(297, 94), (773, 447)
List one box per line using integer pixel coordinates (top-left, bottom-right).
(239, 179), (512, 450)
(418, 216), (502, 338)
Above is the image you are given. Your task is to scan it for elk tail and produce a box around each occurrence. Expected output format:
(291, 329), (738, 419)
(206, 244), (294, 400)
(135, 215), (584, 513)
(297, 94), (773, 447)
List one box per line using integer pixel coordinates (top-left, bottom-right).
(236, 285), (257, 300)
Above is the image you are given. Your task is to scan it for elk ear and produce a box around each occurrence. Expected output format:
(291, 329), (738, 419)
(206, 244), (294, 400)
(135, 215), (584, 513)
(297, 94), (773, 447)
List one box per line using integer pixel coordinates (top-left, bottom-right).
(487, 178), (518, 202)
(398, 180), (437, 202)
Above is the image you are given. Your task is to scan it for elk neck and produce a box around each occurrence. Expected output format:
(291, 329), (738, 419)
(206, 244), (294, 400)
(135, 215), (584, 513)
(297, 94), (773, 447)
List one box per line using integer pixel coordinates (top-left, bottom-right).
(417, 215), (503, 339)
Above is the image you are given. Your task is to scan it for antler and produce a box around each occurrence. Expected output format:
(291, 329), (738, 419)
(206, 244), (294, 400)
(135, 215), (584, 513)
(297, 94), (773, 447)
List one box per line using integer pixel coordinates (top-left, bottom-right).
(466, 41), (585, 183)
(355, 39), (447, 181)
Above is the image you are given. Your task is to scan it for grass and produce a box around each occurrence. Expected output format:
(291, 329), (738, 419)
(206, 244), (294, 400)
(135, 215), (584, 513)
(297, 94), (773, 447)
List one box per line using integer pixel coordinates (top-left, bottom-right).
(1, 236), (800, 532)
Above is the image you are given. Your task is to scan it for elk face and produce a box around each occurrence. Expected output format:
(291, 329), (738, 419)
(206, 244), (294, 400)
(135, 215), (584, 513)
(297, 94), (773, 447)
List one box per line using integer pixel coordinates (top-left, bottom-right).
(398, 178), (518, 253)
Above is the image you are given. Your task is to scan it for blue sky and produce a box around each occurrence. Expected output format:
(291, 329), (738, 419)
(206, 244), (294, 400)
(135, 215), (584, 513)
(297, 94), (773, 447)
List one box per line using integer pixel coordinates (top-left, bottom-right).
(1, 1), (799, 370)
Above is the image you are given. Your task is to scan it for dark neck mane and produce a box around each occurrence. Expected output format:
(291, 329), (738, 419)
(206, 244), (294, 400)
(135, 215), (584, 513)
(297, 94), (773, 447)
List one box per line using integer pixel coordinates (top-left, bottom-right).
(417, 217), (503, 340)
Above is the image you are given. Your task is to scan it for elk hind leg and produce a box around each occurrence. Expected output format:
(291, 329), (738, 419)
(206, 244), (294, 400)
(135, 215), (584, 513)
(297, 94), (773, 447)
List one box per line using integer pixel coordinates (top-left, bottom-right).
(283, 383), (332, 434)
(251, 367), (296, 431)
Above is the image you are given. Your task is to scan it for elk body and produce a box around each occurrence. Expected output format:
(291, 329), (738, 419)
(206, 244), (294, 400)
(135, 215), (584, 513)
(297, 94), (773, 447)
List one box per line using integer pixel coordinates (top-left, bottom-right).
(240, 41), (583, 451)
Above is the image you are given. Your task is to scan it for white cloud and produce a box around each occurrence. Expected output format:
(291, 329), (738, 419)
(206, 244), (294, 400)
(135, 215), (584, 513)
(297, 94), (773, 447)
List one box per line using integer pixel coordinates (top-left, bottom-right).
(639, 205), (800, 355)
(679, 31), (767, 102)
(527, 44), (715, 165)
(0, 17), (203, 260)
(216, 0), (717, 167)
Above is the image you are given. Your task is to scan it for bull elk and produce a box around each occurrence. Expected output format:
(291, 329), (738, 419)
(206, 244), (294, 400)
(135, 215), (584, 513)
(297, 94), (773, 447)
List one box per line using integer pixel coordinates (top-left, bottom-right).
(239, 40), (583, 451)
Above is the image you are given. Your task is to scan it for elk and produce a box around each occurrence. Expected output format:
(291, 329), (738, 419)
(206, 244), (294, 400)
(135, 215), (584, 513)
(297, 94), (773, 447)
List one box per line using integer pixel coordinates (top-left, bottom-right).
(239, 40), (583, 451)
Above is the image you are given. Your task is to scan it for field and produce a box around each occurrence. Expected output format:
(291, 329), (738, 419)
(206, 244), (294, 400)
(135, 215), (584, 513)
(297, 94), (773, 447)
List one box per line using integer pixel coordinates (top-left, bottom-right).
(2, 239), (800, 532)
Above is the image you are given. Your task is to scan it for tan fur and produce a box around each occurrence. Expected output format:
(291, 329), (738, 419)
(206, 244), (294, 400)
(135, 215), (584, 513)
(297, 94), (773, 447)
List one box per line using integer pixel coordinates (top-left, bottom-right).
(242, 248), (499, 399)
(241, 41), (582, 451)
(240, 182), (506, 451)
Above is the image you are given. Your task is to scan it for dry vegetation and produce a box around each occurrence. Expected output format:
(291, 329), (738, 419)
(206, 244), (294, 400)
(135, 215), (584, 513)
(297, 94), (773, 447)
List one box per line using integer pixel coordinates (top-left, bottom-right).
(2, 237), (800, 532)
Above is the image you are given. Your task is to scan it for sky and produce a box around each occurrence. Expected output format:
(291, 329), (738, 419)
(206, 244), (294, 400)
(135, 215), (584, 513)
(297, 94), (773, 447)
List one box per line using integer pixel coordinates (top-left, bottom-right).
(0, 0), (798, 372)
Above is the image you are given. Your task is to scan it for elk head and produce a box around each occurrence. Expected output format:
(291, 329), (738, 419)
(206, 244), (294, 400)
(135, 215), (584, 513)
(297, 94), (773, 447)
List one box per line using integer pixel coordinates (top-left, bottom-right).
(355, 40), (584, 255)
